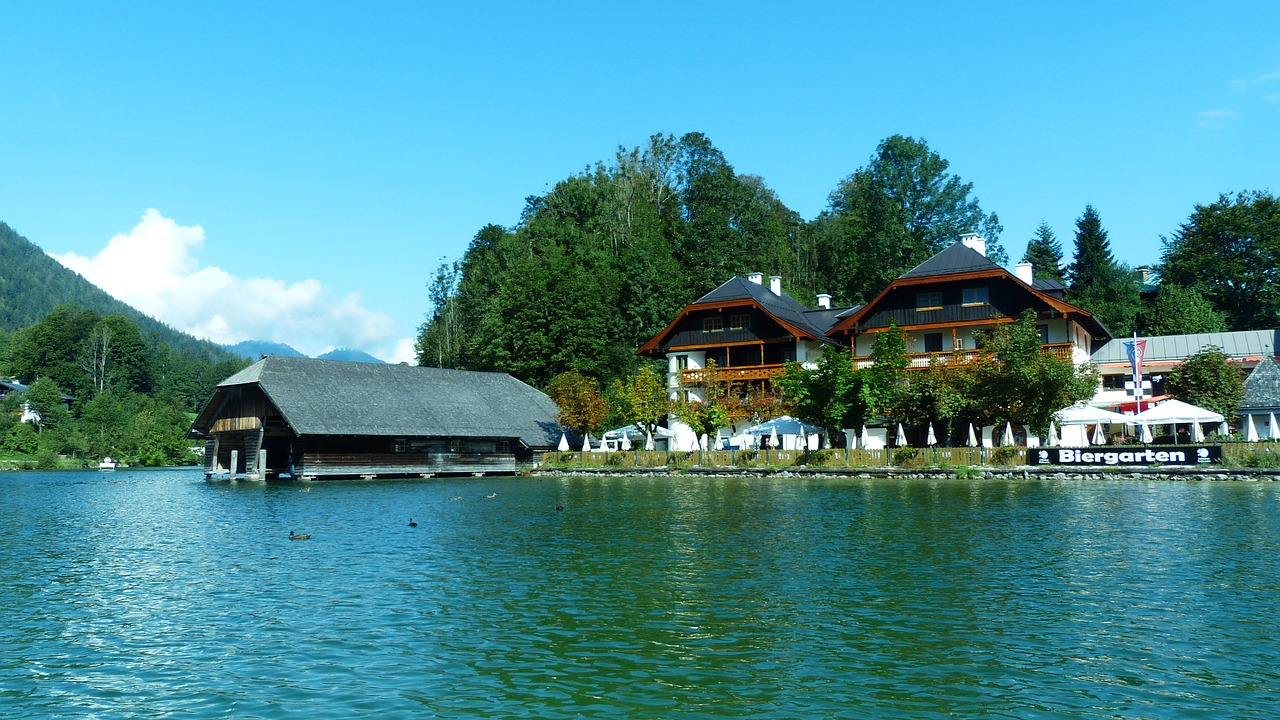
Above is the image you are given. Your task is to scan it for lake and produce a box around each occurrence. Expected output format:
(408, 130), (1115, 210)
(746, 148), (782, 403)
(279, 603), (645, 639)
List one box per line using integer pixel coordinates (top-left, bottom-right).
(2, 469), (1278, 718)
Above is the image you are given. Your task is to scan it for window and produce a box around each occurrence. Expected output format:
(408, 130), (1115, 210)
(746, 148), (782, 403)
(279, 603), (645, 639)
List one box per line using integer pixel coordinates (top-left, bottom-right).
(729, 314), (750, 331)
(703, 317), (723, 333)
(448, 439), (461, 452)
(676, 355), (689, 371)
(916, 291), (942, 310)
(924, 332), (943, 353)
(1038, 324), (1050, 344)
(393, 438), (407, 452)
(496, 439), (511, 453)
(962, 287), (989, 306)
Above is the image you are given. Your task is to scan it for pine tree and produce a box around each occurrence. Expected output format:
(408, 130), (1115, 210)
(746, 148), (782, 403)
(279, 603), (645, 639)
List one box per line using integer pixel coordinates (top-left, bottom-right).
(1020, 221), (1064, 281)
(1065, 206), (1141, 335)
(1067, 205), (1115, 290)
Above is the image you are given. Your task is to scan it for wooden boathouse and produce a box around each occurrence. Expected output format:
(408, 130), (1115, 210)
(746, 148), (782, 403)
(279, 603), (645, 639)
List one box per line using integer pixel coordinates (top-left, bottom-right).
(187, 356), (565, 480)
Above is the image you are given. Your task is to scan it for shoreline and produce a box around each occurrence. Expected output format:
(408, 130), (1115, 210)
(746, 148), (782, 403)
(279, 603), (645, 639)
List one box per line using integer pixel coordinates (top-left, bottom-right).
(537, 465), (1280, 481)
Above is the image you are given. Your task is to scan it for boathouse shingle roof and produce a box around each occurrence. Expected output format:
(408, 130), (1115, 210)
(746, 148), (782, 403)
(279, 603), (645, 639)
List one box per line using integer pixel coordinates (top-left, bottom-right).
(197, 356), (564, 448)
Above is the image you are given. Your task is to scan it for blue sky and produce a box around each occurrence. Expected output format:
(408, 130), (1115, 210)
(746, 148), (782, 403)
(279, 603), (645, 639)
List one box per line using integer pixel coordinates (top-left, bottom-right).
(2, 2), (1277, 362)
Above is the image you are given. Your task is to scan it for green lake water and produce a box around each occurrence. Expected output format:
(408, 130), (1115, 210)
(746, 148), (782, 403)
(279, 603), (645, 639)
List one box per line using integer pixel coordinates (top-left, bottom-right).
(2, 469), (1278, 718)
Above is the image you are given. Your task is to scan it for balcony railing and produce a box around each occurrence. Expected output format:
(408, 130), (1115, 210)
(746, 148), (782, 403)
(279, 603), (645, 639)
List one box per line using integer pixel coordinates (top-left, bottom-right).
(853, 342), (1075, 370)
(680, 363), (789, 384)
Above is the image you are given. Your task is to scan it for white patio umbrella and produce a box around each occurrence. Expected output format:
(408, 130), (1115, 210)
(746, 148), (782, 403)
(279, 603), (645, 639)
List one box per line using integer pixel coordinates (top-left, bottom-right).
(1246, 415), (1259, 442)
(926, 422), (937, 446)
(645, 429), (655, 451)
(896, 423), (908, 447)
(1219, 421), (1230, 437)
(599, 436), (609, 452)
(1269, 412), (1279, 440)
(1003, 421), (1016, 447)
(768, 426), (779, 450)
(1048, 420), (1059, 447)
(621, 432), (632, 451)
(557, 433), (570, 452)
(582, 435), (591, 452)
(1091, 422), (1105, 446)
(1192, 421), (1204, 443)
(860, 425), (870, 449)
(699, 433), (709, 451)
(1140, 420), (1153, 444)
(967, 422), (978, 448)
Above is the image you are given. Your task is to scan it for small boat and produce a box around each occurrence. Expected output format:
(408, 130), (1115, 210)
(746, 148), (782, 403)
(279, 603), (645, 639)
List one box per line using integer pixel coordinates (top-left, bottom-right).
(98, 457), (117, 471)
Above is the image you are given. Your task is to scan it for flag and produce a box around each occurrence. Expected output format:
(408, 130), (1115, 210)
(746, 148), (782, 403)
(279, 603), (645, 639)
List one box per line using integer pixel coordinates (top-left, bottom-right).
(1123, 334), (1147, 406)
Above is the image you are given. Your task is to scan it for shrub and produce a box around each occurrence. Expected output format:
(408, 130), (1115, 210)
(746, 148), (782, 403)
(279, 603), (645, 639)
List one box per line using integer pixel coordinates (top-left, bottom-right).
(990, 446), (1022, 466)
(735, 449), (759, 467)
(892, 447), (922, 467)
(797, 449), (835, 466)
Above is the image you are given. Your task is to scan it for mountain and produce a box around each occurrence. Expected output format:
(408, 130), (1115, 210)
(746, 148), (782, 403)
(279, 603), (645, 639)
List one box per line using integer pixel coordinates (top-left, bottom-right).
(317, 348), (385, 364)
(0, 220), (240, 363)
(225, 340), (307, 361)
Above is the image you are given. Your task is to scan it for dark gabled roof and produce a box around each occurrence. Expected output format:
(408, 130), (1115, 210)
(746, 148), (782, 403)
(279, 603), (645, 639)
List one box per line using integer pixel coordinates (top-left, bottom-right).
(693, 277), (834, 339)
(192, 356), (564, 448)
(638, 276), (855, 354)
(830, 240), (1111, 340)
(1243, 354), (1280, 412)
(1032, 278), (1067, 295)
(1, 379), (30, 394)
(899, 242), (1001, 279)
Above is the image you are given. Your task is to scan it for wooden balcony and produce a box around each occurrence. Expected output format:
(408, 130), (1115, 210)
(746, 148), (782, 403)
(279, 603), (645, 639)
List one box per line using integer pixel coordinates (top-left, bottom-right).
(680, 363), (789, 384)
(853, 342), (1075, 370)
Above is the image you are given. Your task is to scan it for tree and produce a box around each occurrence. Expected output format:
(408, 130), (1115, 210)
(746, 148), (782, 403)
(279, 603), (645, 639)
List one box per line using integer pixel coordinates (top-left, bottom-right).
(968, 310), (1098, 436)
(1066, 206), (1142, 335)
(775, 350), (864, 436)
(1167, 345), (1244, 419)
(417, 259), (463, 368)
(1067, 205), (1114, 290)
(545, 370), (608, 436)
(1160, 191), (1280, 330)
(860, 322), (909, 422)
(1021, 221), (1064, 281)
(1138, 283), (1227, 336)
(815, 135), (1006, 303)
(607, 365), (670, 438)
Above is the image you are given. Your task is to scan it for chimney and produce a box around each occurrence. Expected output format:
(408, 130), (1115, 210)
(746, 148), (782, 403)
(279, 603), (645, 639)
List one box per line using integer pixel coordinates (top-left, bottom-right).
(1015, 262), (1034, 285)
(1137, 265), (1152, 282)
(769, 275), (782, 296)
(959, 232), (986, 257)
(816, 293), (832, 309)
(747, 272), (763, 285)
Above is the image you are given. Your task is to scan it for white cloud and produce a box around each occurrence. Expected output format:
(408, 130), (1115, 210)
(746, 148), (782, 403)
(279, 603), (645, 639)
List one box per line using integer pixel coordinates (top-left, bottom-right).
(1230, 64), (1280, 90)
(52, 209), (402, 359)
(1196, 109), (1236, 128)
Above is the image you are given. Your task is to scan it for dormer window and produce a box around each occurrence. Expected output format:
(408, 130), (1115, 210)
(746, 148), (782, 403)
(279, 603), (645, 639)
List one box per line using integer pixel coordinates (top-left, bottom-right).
(703, 317), (723, 333)
(962, 287), (989, 306)
(916, 291), (942, 311)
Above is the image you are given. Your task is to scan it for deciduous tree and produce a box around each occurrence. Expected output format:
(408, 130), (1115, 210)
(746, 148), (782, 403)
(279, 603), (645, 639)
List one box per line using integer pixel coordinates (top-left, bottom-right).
(1160, 191), (1280, 330)
(545, 370), (608, 437)
(1167, 345), (1244, 418)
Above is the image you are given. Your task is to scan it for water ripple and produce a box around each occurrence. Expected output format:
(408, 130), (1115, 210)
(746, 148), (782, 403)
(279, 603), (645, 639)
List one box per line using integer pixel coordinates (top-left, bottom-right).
(1, 470), (1278, 717)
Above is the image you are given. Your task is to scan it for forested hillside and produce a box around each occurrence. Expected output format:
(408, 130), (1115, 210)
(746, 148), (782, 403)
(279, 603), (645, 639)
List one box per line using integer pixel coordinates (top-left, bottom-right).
(0, 221), (249, 468)
(0, 221), (240, 364)
(416, 133), (1007, 388)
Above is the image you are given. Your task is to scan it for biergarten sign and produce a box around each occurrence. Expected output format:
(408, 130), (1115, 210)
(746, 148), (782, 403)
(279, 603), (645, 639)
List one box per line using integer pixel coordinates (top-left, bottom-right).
(1030, 446), (1221, 467)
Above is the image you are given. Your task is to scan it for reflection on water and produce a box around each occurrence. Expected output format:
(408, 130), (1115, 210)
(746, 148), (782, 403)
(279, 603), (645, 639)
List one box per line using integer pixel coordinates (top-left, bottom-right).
(1, 469), (1278, 718)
